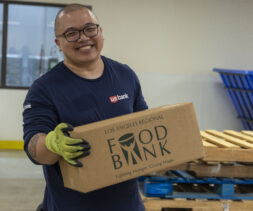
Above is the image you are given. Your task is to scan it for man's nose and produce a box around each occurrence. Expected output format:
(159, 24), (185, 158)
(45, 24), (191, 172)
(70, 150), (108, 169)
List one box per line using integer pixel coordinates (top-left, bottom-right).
(78, 31), (90, 41)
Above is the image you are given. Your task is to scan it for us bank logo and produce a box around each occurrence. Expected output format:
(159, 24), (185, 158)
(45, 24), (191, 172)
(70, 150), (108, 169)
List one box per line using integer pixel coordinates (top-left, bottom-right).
(107, 125), (171, 170)
(109, 93), (129, 103)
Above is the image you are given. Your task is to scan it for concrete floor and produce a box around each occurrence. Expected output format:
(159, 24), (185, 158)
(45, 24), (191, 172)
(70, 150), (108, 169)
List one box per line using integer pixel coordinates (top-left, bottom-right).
(0, 151), (179, 211)
(0, 150), (45, 211)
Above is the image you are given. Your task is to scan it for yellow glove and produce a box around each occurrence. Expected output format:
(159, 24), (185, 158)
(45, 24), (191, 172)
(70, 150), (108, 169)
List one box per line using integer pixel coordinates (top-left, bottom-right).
(45, 123), (90, 167)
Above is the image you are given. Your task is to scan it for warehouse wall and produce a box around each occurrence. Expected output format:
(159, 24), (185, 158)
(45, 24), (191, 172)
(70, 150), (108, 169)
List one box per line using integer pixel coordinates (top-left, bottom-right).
(1, 0), (252, 140)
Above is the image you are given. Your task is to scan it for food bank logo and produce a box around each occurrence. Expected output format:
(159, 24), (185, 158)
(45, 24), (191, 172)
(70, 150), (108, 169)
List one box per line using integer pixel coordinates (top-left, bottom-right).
(118, 133), (142, 165)
(107, 125), (171, 170)
(109, 93), (129, 103)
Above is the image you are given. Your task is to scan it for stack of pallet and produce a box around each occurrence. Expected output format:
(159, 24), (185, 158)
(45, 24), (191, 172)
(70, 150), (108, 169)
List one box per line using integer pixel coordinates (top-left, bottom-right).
(140, 130), (253, 211)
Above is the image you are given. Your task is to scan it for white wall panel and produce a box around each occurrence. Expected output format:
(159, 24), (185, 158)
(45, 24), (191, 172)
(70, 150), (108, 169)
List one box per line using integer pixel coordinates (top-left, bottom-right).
(1, 0), (250, 139)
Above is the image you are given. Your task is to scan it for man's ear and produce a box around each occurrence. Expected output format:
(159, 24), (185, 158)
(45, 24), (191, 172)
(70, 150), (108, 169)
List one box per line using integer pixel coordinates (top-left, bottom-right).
(99, 27), (104, 41)
(55, 38), (62, 51)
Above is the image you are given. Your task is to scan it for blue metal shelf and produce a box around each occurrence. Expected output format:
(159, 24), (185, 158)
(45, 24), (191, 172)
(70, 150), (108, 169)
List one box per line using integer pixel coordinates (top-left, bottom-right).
(213, 68), (253, 130)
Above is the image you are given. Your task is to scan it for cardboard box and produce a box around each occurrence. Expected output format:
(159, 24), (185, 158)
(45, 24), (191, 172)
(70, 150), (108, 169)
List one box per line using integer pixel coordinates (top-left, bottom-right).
(60, 102), (204, 193)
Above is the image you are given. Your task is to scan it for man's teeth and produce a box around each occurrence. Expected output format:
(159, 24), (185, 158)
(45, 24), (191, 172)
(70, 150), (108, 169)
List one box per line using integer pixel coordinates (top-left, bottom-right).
(80, 46), (92, 50)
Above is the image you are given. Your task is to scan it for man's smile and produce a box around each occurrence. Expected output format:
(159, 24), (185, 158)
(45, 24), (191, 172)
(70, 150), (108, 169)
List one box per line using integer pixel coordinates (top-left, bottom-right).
(80, 45), (92, 50)
(76, 44), (95, 52)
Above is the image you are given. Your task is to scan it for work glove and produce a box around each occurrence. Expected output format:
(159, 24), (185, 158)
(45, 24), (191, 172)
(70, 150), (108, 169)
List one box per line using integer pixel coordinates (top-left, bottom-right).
(45, 123), (91, 167)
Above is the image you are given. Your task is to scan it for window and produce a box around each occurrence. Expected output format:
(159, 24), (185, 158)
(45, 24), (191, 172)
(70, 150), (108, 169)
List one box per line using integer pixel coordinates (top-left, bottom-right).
(0, 2), (66, 89)
(0, 3), (3, 84)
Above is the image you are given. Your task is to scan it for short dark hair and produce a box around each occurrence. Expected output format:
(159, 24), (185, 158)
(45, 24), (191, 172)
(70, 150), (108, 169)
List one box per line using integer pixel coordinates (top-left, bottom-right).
(54, 4), (94, 35)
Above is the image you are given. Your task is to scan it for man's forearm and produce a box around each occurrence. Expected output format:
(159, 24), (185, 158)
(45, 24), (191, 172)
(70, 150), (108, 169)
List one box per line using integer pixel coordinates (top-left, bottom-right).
(28, 133), (60, 165)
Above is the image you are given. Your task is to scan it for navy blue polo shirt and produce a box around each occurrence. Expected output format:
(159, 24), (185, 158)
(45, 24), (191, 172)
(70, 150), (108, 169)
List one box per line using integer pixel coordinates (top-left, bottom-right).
(23, 56), (148, 211)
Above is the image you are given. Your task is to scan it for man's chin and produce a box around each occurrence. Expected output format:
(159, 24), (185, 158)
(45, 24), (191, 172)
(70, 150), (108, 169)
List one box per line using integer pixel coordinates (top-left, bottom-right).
(65, 53), (101, 67)
(81, 56), (99, 64)
(75, 55), (101, 66)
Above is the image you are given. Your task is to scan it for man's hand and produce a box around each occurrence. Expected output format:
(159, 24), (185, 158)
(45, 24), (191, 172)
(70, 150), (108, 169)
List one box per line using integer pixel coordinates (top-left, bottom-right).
(45, 123), (90, 167)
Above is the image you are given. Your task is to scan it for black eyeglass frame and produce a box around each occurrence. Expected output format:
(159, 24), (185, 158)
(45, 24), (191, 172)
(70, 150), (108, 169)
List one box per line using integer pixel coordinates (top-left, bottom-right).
(56, 24), (100, 42)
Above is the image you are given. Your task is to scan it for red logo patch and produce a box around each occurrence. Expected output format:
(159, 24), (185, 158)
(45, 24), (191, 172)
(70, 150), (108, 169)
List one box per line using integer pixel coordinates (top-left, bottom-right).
(110, 96), (118, 103)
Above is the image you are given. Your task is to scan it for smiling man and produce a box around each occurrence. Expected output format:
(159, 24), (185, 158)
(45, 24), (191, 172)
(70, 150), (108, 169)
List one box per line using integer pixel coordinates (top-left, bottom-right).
(23, 4), (148, 211)
(54, 7), (104, 78)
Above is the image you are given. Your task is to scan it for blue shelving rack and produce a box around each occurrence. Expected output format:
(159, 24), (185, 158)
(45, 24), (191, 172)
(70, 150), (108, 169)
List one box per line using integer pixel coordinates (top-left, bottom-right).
(213, 68), (253, 130)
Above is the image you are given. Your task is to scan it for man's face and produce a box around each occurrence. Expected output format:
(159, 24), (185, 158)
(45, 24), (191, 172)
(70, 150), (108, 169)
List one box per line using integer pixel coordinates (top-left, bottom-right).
(55, 9), (104, 66)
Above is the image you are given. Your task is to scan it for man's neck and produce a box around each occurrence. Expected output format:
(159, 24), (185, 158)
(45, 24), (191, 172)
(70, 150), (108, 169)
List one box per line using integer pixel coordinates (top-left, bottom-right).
(64, 57), (104, 80)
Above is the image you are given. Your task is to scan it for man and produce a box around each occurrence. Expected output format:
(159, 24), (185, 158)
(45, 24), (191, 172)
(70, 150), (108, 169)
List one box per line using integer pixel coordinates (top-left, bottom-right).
(23, 4), (147, 211)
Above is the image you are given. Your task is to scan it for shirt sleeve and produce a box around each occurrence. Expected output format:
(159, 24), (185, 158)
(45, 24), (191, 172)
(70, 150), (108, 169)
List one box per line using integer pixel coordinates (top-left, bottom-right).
(130, 69), (148, 112)
(23, 80), (58, 164)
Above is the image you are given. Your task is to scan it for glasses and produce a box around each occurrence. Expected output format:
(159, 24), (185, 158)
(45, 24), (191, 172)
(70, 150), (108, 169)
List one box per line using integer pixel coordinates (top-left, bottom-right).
(56, 24), (99, 42)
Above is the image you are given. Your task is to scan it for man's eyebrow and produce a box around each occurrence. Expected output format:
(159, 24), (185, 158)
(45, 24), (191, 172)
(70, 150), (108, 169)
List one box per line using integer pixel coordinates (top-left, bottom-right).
(84, 22), (97, 27)
(63, 23), (98, 33)
(64, 27), (79, 33)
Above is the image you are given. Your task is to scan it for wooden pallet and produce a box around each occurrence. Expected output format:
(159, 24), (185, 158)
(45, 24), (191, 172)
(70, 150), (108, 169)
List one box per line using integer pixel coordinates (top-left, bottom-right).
(201, 130), (253, 162)
(143, 196), (253, 211)
(170, 161), (253, 178)
(165, 130), (253, 178)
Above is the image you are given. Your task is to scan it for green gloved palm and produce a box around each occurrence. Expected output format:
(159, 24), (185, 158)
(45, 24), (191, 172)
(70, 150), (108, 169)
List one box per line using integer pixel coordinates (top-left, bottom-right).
(45, 123), (90, 167)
